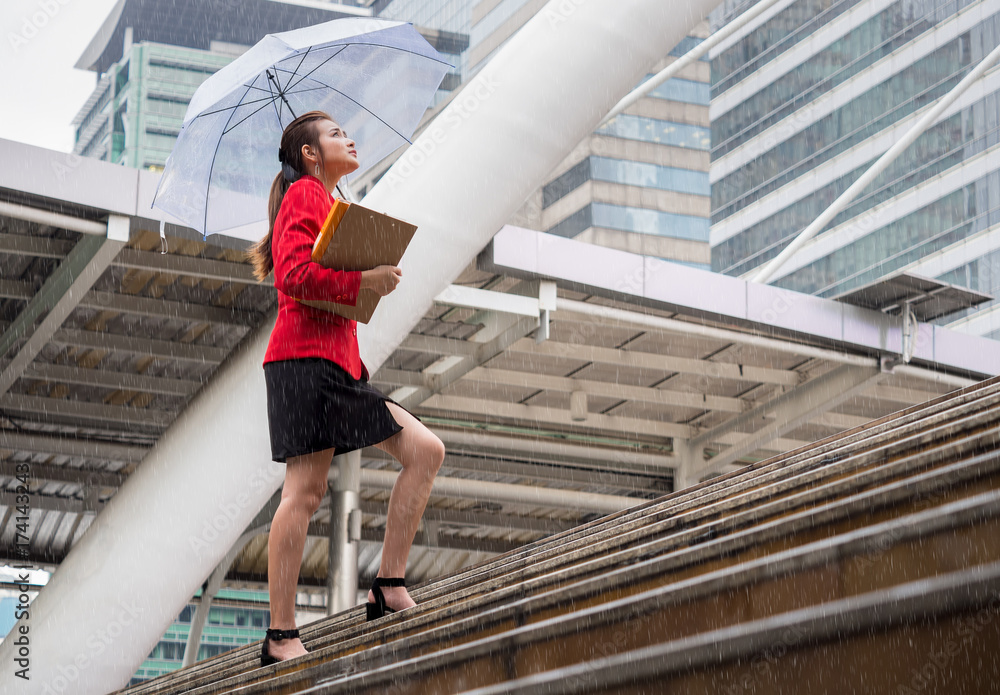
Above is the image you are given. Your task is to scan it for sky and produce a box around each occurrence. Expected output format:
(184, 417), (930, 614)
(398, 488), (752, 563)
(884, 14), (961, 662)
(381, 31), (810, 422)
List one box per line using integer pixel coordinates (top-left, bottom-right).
(1, 0), (122, 153)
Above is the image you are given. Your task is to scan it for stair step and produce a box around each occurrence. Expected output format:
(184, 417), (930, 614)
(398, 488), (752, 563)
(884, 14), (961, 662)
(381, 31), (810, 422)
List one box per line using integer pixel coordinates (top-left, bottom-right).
(114, 377), (1000, 694)
(141, 437), (1000, 693)
(457, 560), (1000, 695)
(215, 493), (1000, 694)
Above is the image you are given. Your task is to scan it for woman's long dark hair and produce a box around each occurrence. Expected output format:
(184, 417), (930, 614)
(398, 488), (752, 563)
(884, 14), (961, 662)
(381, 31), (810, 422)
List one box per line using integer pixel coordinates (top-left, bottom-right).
(246, 110), (331, 281)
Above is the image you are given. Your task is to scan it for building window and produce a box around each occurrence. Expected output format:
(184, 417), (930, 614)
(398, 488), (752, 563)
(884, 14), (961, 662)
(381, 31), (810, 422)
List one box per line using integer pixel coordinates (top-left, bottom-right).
(543, 157), (711, 210)
(592, 203), (710, 241)
(548, 203), (711, 241)
(712, 0), (865, 96)
(597, 114), (710, 150)
(543, 159), (591, 208)
(548, 205), (593, 238)
(592, 157), (710, 197)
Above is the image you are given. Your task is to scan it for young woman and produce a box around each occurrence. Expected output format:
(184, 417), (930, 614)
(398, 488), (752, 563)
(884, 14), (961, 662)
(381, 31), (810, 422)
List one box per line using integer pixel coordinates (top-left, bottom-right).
(246, 111), (446, 667)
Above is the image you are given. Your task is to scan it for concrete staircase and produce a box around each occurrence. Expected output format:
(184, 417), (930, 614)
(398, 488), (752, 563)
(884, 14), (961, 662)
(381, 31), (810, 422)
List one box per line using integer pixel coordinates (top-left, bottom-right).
(114, 374), (1000, 694)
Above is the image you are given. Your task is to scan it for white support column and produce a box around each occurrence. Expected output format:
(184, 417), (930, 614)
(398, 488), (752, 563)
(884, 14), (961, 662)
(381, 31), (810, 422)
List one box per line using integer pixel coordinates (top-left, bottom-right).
(0, 1), (722, 691)
(670, 439), (701, 492)
(326, 450), (361, 616)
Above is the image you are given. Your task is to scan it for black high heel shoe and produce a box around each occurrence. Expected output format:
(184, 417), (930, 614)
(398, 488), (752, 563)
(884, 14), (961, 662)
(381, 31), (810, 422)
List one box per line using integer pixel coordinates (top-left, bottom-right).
(366, 577), (406, 621)
(260, 627), (300, 667)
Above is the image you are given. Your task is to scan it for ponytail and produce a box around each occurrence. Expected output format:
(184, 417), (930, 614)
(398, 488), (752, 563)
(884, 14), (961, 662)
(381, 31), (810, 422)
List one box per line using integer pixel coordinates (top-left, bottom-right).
(245, 110), (332, 282)
(246, 172), (290, 281)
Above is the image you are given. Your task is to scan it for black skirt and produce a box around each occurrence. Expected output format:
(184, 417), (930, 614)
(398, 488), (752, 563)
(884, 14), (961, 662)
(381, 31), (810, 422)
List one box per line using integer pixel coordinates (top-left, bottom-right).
(263, 357), (422, 463)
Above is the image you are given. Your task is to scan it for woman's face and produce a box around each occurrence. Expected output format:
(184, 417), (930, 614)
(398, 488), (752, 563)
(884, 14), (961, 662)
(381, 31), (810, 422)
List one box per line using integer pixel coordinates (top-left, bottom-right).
(313, 119), (358, 183)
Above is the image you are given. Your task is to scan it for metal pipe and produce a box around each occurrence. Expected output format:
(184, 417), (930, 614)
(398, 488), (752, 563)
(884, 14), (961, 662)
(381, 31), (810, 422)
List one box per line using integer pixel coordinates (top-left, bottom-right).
(558, 299), (979, 389)
(427, 427), (673, 469)
(598, 0), (786, 128)
(359, 469), (637, 514)
(0, 200), (108, 235)
(327, 450), (361, 615)
(558, 298), (877, 367)
(752, 41), (1000, 285)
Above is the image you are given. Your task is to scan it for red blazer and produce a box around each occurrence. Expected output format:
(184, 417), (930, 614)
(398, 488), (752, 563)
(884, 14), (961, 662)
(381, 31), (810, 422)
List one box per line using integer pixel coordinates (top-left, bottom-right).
(262, 174), (368, 381)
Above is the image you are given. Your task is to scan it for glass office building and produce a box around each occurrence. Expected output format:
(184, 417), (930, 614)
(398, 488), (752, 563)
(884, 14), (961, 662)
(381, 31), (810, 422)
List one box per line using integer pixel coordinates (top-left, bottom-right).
(375, 0), (470, 105)
(73, 44), (237, 170)
(463, 0), (713, 268)
(709, 0), (1000, 340)
(128, 588), (272, 685)
(73, 0), (465, 170)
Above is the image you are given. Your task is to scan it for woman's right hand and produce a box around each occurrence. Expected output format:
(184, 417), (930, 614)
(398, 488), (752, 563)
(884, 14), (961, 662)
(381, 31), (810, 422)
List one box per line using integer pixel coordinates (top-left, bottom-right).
(360, 265), (402, 296)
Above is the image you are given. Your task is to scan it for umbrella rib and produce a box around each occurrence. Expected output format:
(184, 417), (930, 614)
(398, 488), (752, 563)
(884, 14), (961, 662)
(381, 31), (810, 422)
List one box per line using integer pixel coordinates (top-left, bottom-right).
(294, 74), (414, 145)
(196, 85), (328, 119)
(226, 94), (285, 136)
(281, 45), (313, 93)
(278, 39), (455, 71)
(196, 93), (293, 119)
(332, 40), (456, 68)
(282, 44), (349, 94)
(203, 81), (257, 234)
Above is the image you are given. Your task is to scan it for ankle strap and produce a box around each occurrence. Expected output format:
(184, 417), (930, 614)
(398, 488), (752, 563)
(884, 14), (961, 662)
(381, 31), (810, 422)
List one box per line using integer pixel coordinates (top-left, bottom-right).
(372, 576), (406, 588)
(266, 628), (299, 641)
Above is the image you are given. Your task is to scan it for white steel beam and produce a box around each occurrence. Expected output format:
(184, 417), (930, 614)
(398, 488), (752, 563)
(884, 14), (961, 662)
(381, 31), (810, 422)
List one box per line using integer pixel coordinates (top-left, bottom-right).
(0, 230), (124, 397)
(456, 365), (746, 413)
(752, 38), (1000, 284)
(0, 233), (74, 258)
(421, 393), (693, 439)
(425, 427), (672, 471)
(0, 436), (145, 465)
(23, 363), (201, 398)
(690, 364), (884, 477)
(507, 335), (801, 386)
(0, 393), (172, 429)
(0, 201), (108, 236)
(601, 0), (786, 127)
(359, 468), (637, 514)
(77, 290), (249, 325)
(434, 284), (541, 317)
(393, 314), (540, 410)
(113, 247), (267, 286)
(52, 328), (229, 364)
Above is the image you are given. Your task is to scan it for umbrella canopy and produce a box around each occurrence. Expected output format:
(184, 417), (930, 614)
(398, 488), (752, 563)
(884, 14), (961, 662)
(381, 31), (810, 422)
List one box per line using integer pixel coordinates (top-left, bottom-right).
(152, 17), (451, 240)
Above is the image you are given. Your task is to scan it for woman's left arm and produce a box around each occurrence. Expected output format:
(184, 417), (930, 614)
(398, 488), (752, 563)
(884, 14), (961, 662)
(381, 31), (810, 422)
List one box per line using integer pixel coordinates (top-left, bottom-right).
(272, 181), (362, 306)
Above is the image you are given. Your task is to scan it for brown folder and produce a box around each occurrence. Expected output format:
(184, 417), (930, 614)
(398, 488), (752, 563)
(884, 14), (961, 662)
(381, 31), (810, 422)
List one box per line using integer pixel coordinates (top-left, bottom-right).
(295, 199), (418, 323)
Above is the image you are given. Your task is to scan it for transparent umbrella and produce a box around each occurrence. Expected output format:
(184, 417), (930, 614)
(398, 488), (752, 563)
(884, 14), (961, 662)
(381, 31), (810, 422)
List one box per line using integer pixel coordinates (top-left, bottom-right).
(151, 17), (451, 241)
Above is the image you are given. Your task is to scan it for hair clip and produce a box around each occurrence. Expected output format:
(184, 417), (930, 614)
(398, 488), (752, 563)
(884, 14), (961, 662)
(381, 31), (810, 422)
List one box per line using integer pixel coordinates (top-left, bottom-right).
(282, 162), (301, 182)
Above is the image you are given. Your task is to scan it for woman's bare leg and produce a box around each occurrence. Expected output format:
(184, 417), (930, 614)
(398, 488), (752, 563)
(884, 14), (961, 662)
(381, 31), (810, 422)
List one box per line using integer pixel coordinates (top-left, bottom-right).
(369, 402), (446, 610)
(266, 447), (335, 660)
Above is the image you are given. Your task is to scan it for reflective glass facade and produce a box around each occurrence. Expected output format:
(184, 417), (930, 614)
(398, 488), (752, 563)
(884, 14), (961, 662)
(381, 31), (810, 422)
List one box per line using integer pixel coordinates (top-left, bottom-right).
(543, 157), (710, 209)
(468, 0), (713, 265)
(714, 88), (1000, 276)
(127, 589), (272, 685)
(378, 0), (471, 105)
(597, 115), (711, 151)
(709, 0), (1000, 333)
(548, 203), (710, 242)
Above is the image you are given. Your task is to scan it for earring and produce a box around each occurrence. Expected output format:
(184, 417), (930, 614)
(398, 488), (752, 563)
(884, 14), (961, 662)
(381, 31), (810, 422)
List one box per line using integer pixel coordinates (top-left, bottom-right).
(314, 164), (320, 176)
